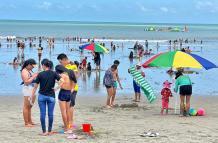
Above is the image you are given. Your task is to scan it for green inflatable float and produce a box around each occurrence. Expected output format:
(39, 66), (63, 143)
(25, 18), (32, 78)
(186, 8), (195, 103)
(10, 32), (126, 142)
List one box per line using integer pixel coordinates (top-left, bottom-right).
(129, 66), (156, 103)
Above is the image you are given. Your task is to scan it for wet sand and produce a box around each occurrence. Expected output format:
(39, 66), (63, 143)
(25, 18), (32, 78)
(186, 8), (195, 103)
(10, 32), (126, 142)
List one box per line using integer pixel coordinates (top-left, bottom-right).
(0, 95), (218, 143)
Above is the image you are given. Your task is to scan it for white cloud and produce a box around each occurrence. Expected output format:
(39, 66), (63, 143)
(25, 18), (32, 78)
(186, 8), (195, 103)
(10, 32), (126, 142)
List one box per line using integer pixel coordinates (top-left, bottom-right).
(160, 7), (169, 12)
(140, 5), (148, 12)
(37, 1), (52, 10)
(195, 0), (218, 13)
(136, 3), (149, 12)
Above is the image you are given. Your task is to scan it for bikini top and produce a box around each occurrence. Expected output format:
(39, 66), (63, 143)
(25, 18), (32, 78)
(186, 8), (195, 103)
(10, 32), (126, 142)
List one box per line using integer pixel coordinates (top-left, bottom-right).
(21, 70), (36, 87)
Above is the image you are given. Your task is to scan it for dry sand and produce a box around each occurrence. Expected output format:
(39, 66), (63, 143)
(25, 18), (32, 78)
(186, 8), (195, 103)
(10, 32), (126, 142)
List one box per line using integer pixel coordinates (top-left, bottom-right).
(0, 94), (218, 143)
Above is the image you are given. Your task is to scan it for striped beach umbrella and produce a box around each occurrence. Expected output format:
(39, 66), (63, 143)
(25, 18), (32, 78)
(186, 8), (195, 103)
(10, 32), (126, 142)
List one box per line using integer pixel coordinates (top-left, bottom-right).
(142, 51), (217, 70)
(79, 43), (109, 53)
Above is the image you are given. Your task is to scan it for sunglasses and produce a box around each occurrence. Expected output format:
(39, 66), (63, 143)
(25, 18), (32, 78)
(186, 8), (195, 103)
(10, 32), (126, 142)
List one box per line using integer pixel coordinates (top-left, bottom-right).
(31, 64), (37, 68)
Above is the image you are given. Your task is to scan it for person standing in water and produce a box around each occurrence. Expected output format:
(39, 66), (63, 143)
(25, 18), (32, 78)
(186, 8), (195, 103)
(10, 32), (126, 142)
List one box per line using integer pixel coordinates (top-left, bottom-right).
(94, 52), (101, 70)
(145, 40), (148, 51)
(21, 59), (38, 127)
(37, 47), (43, 65)
(82, 57), (87, 70)
(111, 60), (123, 107)
(31, 59), (61, 136)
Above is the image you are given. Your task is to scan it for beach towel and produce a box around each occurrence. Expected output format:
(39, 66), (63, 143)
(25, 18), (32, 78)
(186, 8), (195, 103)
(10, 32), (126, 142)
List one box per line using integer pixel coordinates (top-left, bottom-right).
(129, 66), (156, 103)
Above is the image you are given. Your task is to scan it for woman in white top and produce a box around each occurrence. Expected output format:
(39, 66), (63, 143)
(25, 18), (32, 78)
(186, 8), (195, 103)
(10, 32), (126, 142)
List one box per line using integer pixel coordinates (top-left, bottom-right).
(21, 59), (38, 127)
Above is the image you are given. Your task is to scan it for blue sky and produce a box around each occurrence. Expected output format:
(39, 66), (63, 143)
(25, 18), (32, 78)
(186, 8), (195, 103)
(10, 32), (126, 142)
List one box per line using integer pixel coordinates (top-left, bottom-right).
(0, 0), (218, 23)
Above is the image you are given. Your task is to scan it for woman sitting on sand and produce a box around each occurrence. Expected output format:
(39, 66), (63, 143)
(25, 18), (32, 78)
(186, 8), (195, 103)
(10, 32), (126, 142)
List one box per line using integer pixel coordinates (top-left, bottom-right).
(174, 71), (192, 116)
(21, 59), (38, 127)
(31, 59), (62, 136)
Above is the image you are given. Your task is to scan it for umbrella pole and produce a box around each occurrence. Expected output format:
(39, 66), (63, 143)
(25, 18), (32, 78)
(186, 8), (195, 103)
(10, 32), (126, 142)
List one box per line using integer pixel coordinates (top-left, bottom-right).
(174, 92), (178, 114)
(172, 74), (178, 114)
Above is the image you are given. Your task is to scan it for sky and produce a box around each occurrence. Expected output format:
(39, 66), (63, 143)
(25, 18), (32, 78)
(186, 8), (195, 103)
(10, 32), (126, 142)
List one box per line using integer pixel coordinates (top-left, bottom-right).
(0, 0), (218, 24)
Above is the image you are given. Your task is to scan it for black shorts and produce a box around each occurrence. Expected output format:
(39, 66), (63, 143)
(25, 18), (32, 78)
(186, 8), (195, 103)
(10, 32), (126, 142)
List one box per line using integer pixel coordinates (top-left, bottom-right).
(95, 60), (100, 66)
(70, 91), (77, 107)
(179, 85), (192, 96)
(58, 89), (71, 102)
(105, 85), (112, 89)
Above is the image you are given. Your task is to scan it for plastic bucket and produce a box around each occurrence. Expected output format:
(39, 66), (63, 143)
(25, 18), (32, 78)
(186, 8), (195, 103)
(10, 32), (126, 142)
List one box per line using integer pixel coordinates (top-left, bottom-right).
(82, 124), (91, 134)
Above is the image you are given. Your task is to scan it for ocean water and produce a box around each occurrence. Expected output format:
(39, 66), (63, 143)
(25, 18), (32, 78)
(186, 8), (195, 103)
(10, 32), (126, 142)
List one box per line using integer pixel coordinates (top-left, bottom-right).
(0, 20), (218, 97)
(1, 20), (218, 40)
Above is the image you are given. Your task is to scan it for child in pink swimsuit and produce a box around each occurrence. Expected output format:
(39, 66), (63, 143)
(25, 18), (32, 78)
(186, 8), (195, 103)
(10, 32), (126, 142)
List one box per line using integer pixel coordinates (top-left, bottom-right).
(161, 80), (172, 115)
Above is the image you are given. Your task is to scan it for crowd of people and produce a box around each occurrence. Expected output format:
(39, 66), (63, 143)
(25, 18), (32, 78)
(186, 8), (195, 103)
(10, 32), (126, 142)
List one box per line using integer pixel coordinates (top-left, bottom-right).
(15, 36), (196, 136)
(21, 53), (79, 135)
(20, 49), (112, 135)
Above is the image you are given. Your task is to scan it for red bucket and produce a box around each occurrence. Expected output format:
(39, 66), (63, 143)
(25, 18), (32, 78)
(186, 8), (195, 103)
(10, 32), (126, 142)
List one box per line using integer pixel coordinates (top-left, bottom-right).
(82, 124), (91, 134)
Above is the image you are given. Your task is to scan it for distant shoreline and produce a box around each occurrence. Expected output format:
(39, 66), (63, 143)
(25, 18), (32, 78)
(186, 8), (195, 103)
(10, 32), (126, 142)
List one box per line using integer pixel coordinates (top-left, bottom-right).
(0, 19), (218, 26)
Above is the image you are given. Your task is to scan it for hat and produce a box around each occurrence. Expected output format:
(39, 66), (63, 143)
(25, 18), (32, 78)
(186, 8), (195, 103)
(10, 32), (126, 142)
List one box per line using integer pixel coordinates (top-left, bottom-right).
(163, 80), (172, 88)
(175, 71), (183, 79)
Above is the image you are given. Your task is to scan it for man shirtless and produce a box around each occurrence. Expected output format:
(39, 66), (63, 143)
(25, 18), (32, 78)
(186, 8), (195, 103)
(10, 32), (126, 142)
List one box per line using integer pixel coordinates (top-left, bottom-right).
(57, 53), (79, 132)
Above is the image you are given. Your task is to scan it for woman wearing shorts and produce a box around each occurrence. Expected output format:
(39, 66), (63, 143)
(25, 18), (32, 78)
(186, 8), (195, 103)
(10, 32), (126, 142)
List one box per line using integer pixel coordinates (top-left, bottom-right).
(21, 59), (38, 127)
(103, 65), (117, 108)
(174, 71), (192, 116)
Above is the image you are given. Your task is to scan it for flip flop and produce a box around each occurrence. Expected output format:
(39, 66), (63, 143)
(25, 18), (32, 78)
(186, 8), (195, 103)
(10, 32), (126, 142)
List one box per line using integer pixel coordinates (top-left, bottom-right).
(140, 132), (159, 137)
(64, 130), (73, 134)
(67, 134), (78, 139)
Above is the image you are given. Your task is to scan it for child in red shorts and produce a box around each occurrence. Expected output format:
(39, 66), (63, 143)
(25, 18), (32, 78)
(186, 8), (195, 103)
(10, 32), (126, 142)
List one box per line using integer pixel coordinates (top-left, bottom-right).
(161, 80), (172, 115)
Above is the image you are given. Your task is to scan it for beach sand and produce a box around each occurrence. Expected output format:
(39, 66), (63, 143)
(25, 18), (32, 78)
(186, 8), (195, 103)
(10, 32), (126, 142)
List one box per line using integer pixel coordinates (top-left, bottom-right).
(0, 94), (218, 143)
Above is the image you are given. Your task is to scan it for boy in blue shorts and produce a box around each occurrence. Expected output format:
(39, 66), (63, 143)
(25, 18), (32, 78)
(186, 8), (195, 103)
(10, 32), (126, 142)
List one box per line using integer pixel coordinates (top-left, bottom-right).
(133, 63), (145, 102)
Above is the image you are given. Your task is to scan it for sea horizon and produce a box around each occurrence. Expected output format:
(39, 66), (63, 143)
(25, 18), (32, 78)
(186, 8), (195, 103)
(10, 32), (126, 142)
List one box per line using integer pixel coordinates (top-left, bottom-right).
(0, 19), (218, 26)
(1, 19), (218, 40)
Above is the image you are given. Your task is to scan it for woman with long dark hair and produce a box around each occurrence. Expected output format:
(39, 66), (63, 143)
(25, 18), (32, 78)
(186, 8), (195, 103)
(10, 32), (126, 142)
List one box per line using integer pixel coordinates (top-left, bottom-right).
(31, 59), (61, 135)
(21, 59), (38, 127)
(55, 65), (77, 133)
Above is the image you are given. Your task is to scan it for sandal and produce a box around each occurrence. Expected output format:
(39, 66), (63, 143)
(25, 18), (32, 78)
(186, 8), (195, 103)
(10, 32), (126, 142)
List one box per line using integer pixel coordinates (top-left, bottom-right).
(140, 132), (159, 137)
(67, 134), (78, 139)
(64, 130), (73, 134)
